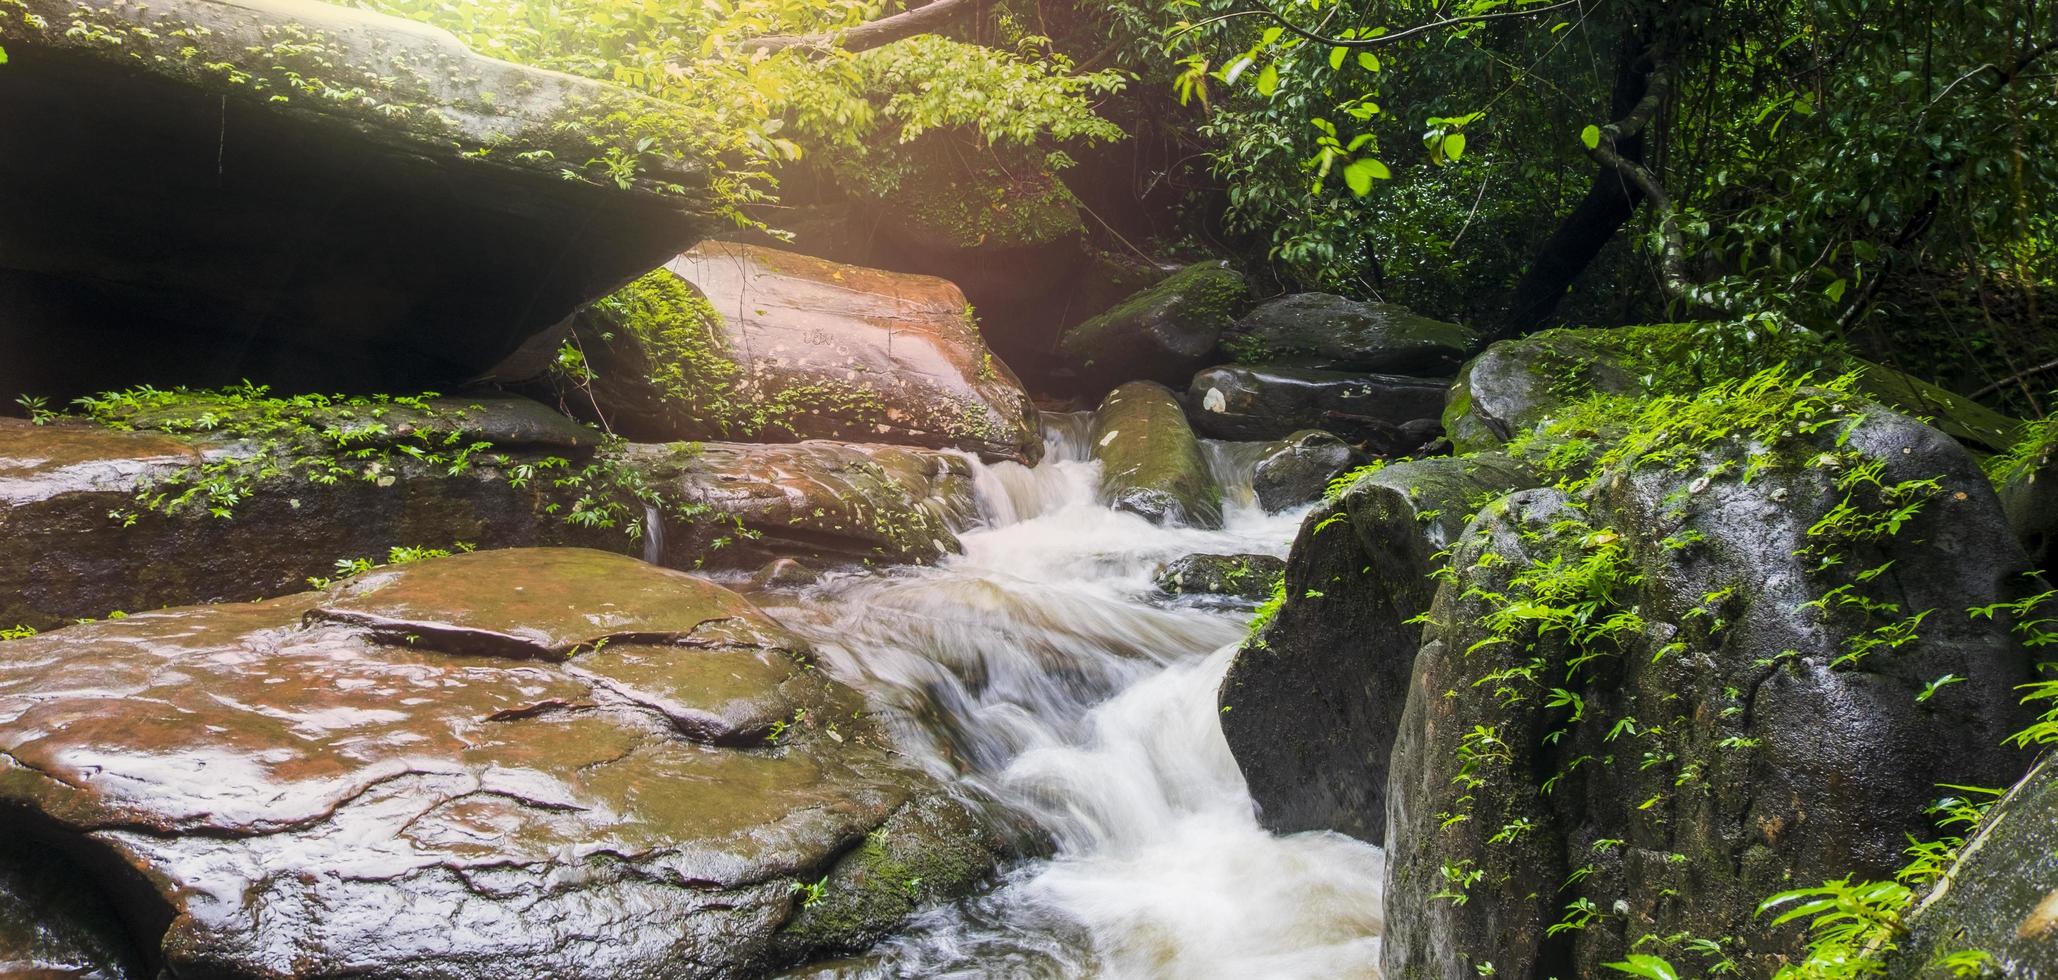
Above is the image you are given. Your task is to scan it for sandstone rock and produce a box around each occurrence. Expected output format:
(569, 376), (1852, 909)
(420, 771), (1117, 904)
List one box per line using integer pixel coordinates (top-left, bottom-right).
(1186, 364), (1448, 450)
(1153, 553), (1286, 601)
(1088, 382), (1222, 529)
(1220, 454), (1536, 845)
(548, 242), (1040, 462)
(0, 0), (709, 404)
(1250, 430), (1368, 513)
(0, 412), (975, 630)
(1058, 262), (1252, 392)
(0, 549), (1000, 978)
(1383, 399), (2037, 980)
(1222, 293), (1476, 375)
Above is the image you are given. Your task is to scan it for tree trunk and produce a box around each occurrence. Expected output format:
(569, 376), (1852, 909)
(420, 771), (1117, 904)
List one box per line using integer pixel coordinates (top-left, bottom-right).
(1494, 29), (1660, 342)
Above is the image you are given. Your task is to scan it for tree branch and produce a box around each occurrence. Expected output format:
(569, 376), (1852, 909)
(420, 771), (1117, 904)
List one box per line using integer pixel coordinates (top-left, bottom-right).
(1173, 0), (1588, 49)
(741, 0), (978, 55)
(1580, 61), (1726, 311)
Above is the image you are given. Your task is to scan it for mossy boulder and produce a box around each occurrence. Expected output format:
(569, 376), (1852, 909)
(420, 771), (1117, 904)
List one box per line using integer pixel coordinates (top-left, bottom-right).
(0, 549), (1000, 978)
(1220, 454), (1537, 845)
(1383, 388), (2037, 980)
(1222, 293), (1477, 375)
(545, 242), (1040, 463)
(0, 403), (977, 630)
(1089, 382), (1223, 528)
(1992, 420), (2058, 575)
(1154, 553), (1287, 601)
(1444, 324), (2024, 456)
(1187, 364), (1449, 450)
(1250, 430), (1369, 512)
(0, 0), (712, 404)
(1887, 754), (2058, 978)
(1058, 262), (1253, 393)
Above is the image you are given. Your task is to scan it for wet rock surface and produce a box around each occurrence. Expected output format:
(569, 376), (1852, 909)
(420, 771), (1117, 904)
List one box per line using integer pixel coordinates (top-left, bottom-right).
(1250, 430), (1368, 513)
(1888, 755), (2058, 978)
(1221, 454), (1536, 845)
(0, 0), (706, 404)
(1383, 406), (2037, 980)
(0, 548), (997, 978)
(1058, 262), (1252, 393)
(0, 418), (976, 630)
(552, 242), (1040, 462)
(1221, 293), (1476, 375)
(1186, 364), (1448, 449)
(1997, 439), (2058, 575)
(1153, 553), (1286, 601)
(633, 440), (977, 569)
(1088, 382), (1223, 529)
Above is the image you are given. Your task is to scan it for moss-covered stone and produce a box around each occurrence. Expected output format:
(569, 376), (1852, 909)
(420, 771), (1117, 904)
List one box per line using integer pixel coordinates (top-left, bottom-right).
(1444, 324), (2026, 456)
(770, 793), (1005, 962)
(1088, 381), (1222, 529)
(549, 243), (1042, 462)
(1888, 755), (2058, 978)
(1222, 292), (1478, 375)
(1154, 553), (1286, 601)
(1058, 261), (1252, 392)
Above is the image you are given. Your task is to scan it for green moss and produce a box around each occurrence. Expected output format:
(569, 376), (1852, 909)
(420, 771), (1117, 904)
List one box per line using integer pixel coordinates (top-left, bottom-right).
(1061, 261), (1249, 359)
(773, 795), (997, 957)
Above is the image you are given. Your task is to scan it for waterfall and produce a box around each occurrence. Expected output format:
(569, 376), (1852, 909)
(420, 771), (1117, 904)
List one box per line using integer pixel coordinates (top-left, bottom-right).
(755, 413), (1385, 979)
(642, 503), (665, 565)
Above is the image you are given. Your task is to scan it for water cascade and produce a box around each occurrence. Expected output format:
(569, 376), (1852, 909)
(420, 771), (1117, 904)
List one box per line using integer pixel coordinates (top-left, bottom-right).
(755, 415), (1386, 978)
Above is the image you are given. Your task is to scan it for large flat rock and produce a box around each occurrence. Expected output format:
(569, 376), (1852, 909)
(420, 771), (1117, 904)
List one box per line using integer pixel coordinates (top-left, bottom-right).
(0, 0), (711, 402)
(0, 549), (999, 978)
(0, 411), (976, 630)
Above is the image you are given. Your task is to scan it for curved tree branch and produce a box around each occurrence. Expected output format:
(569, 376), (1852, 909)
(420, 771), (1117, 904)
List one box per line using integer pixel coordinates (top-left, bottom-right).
(1176, 0), (1590, 49)
(741, 0), (978, 55)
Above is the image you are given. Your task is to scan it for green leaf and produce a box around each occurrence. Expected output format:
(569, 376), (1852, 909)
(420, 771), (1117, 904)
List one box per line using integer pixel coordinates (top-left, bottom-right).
(1825, 277), (1848, 302)
(1357, 51), (1380, 72)
(1604, 954), (1681, 980)
(1444, 133), (1467, 161)
(1255, 63), (1278, 96)
(1580, 125), (1602, 150)
(0, 44), (9, 65)
(1343, 157), (1389, 195)
(1329, 46), (1346, 70)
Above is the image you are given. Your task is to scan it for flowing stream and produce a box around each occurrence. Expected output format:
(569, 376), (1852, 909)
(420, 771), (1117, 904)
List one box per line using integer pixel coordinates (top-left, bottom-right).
(756, 414), (1386, 979)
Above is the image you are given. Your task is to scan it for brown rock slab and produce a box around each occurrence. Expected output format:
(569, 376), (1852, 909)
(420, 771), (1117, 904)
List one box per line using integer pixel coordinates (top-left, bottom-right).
(0, 549), (996, 978)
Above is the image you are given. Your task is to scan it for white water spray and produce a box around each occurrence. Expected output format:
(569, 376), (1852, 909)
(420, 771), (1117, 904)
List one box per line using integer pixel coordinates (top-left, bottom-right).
(761, 414), (1385, 979)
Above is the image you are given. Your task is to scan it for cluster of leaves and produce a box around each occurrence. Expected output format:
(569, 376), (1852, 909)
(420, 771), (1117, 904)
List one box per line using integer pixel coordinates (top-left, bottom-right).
(345, 0), (1126, 213)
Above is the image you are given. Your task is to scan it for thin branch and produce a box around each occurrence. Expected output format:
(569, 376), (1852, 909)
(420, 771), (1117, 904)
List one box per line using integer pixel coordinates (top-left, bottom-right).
(1971, 356), (2058, 400)
(740, 0), (978, 55)
(1172, 0), (1588, 49)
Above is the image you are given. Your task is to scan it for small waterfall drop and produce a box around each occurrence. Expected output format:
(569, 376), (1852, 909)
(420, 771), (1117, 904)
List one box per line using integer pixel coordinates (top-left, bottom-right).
(758, 414), (1385, 979)
(642, 503), (665, 565)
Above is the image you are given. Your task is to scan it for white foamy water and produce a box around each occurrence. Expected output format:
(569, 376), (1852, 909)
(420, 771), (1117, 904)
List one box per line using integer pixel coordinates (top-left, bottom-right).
(761, 414), (1385, 979)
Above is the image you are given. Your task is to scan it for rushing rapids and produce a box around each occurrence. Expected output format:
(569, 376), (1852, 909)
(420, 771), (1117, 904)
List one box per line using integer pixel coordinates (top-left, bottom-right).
(753, 414), (1387, 978)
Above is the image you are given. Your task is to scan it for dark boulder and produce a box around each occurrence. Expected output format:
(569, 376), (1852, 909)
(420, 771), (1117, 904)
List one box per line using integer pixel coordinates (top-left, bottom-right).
(1995, 428), (2058, 575)
(1058, 262), (1252, 393)
(1250, 430), (1368, 512)
(1220, 454), (1536, 844)
(0, 0), (711, 404)
(537, 242), (1040, 463)
(0, 845), (143, 978)
(1154, 553), (1286, 601)
(0, 548), (1001, 978)
(1222, 293), (1476, 375)
(1187, 364), (1448, 449)
(1887, 755), (2058, 978)
(0, 407), (975, 630)
(1443, 325), (2023, 455)
(1383, 396), (2038, 980)
(1088, 382), (1222, 528)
